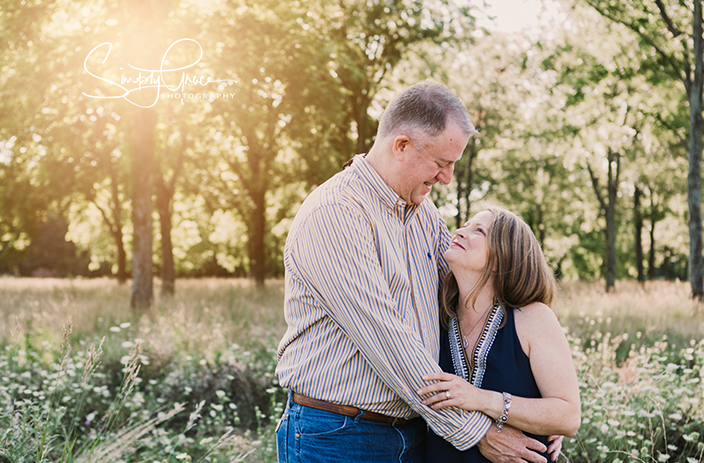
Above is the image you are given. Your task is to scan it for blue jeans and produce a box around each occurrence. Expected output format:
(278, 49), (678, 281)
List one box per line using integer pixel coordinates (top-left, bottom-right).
(276, 393), (427, 463)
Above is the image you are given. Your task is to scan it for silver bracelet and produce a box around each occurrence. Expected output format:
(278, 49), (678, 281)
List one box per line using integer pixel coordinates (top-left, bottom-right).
(496, 392), (512, 433)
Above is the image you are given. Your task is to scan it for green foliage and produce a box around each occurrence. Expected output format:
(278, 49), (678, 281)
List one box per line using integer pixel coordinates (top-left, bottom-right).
(0, 328), (282, 462)
(569, 228), (605, 280)
(542, 49), (609, 105)
(0, 0), (696, 291)
(566, 334), (704, 463)
(3, 279), (704, 462)
(12, 215), (91, 278)
(1, 278), (704, 463)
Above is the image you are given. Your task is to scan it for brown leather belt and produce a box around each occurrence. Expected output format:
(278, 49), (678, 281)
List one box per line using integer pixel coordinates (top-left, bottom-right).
(291, 392), (418, 426)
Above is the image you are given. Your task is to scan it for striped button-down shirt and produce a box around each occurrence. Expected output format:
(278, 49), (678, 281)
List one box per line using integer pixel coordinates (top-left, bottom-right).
(276, 155), (491, 450)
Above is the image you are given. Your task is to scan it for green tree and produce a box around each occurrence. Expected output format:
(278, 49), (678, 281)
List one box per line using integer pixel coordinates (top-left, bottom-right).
(66, 105), (130, 284)
(534, 3), (688, 288)
(196, 0), (337, 286)
(327, 0), (475, 156)
(1, 0), (191, 310)
(196, 0), (478, 285)
(582, 0), (704, 298)
(442, 34), (525, 228)
(0, 0), (77, 274)
(438, 29), (585, 278)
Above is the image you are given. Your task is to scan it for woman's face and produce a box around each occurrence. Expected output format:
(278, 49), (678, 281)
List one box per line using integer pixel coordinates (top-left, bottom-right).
(444, 210), (493, 275)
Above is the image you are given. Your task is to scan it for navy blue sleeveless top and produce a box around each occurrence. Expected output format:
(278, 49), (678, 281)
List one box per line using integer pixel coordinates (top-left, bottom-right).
(426, 306), (550, 463)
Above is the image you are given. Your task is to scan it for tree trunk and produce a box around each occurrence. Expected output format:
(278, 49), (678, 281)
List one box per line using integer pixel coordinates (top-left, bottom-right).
(455, 160), (466, 229)
(536, 206), (545, 245)
(130, 108), (157, 313)
(110, 171), (128, 284)
(241, 120), (268, 288)
(688, 0), (704, 300)
(634, 185), (644, 283)
(156, 178), (175, 296)
(120, 0), (173, 312)
(663, 246), (673, 280)
(587, 148), (619, 293)
(250, 186), (267, 288)
(155, 124), (186, 297)
(455, 141), (478, 228)
(355, 92), (373, 154)
(604, 150), (618, 292)
(648, 203), (657, 280)
(230, 114), (271, 289)
(93, 172), (128, 284)
(116, 233), (127, 283)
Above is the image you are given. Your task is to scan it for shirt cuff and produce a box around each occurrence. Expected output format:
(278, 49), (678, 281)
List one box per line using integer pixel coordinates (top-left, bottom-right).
(443, 411), (493, 451)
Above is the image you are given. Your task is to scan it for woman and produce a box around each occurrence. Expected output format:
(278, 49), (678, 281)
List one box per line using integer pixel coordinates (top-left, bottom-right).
(417, 206), (580, 462)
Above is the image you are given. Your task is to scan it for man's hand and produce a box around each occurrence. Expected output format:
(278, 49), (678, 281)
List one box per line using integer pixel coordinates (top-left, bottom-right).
(476, 423), (548, 463)
(547, 435), (564, 461)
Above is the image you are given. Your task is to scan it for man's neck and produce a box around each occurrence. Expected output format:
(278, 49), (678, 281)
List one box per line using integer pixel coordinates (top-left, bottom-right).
(365, 144), (399, 197)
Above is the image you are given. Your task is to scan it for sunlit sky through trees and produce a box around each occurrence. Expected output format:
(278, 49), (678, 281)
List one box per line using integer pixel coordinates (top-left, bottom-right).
(0, 0), (694, 285)
(481, 0), (565, 33)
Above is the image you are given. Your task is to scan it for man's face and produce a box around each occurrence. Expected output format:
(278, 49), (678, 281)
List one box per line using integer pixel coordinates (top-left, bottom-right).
(395, 122), (470, 205)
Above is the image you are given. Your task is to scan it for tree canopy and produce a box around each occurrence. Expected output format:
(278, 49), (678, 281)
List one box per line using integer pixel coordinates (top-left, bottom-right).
(0, 0), (697, 304)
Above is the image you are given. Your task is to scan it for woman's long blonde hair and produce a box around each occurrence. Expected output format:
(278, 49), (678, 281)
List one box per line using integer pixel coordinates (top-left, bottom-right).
(440, 206), (557, 329)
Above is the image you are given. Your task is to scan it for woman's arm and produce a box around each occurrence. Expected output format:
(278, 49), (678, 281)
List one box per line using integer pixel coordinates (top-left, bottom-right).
(417, 303), (580, 437)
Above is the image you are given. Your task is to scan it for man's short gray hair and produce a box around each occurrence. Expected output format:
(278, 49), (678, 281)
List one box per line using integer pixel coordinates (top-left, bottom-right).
(377, 81), (477, 141)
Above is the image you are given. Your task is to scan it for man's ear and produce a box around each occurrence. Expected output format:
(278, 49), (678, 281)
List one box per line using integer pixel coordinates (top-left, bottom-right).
(391, 134), (412, 161)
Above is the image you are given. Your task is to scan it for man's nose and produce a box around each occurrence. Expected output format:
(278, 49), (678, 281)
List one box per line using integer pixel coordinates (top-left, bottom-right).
(437, 164), (454, 184)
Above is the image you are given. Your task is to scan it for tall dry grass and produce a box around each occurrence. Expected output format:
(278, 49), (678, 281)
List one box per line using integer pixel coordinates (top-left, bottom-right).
(0, 277), (288, 462)
(1, 277), (703, 462)
(556, 279), (699, 320)
(0, 276), (288, 358)
(4, 276), (701, 349)
(555, 280), (704, 350)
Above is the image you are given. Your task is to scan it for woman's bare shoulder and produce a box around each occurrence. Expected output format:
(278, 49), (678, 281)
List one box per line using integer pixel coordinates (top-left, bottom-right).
(513, 302), (565, 353)
(514, 301), (559, 325)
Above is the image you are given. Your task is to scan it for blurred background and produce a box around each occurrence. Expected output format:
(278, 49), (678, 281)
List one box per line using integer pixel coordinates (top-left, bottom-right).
(2, 0), (699, 306)
(1, 1), (704, 461)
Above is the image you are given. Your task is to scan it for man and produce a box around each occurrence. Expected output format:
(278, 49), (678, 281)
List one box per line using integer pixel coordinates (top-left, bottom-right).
(276, 81), (553, 463)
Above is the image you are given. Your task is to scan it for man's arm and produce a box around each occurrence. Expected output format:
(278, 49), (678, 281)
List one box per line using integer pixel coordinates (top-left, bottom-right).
(289, 204), (490, 449)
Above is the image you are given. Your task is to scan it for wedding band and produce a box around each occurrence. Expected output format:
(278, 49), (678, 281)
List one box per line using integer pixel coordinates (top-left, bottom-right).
(445, 391), (451, 399)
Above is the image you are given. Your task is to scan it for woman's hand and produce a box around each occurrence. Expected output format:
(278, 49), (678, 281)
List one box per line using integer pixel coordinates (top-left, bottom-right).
(417, 371), (497, 415)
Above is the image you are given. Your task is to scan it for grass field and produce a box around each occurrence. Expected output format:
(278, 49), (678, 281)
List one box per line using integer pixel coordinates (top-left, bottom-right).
(1, 277), (703, 462)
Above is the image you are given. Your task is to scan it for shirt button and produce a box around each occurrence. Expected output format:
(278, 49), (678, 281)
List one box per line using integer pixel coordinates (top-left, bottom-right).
(295, 433), (300, 438)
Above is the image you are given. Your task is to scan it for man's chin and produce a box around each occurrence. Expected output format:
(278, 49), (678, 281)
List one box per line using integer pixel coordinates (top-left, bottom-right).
(410, 187), (432, 204)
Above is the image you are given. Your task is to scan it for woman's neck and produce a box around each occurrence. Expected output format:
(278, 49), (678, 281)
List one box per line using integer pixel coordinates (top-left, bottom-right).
(455, 272), (495, 322)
